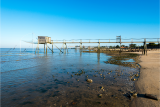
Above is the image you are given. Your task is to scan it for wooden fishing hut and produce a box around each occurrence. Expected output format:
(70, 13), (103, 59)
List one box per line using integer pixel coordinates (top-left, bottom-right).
(36, 36), (53, 54)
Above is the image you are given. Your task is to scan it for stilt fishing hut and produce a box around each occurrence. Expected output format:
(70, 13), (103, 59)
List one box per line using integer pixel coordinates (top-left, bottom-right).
(36, 36), (53, 54)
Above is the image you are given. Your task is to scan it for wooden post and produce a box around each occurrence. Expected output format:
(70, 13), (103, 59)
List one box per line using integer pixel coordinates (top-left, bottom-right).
(146, 39), (147, 56)
(52, 43), (53, 54)
(46, 43), (47, 54)
(80, 40), (82, 49)
(146, 50), (147, 56)
(65, 43), (67, 49)
(67, 45), (68, 53)
(44, 44), (45, 54)
(38, 39), (39, 54)
(35, 47), (37, 54)
(120, 42), (121, 52)
(144, 38), (146, 55)
(135, 47), (136, 52)
(119, 35), (121, 53)
(98, 39), (100, 52)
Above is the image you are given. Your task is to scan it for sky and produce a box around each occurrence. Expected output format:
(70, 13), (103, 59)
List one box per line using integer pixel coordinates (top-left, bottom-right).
(1, 0), (159, 48)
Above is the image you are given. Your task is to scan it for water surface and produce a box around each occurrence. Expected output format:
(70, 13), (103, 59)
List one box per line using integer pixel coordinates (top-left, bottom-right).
(1, 48), (139, 107)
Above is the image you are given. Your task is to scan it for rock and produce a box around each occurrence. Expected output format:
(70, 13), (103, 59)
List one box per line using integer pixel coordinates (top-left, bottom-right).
(133, 92), (137, 97)
(72, 102), (77, 105)
(135, 74), (139, 77)
(87, 79), (93, 83)
(130, 91), (133, 94)
(101, 86), (104, 89)
(131, 78), (136, 81)
(99, 94), (102, 98)
(112, 95), (116, 97)
(93, 75), (97, 77)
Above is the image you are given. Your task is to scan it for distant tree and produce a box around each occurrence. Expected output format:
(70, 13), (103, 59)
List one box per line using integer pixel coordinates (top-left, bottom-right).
(109, 46), (113, 48)
(116, 45), (120, 48)
(129, 44), (136, 48)
(147, 43), (156, 46)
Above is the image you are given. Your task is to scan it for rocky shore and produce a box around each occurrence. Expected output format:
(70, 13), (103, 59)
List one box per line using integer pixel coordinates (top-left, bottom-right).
(84, 49), (160, 107)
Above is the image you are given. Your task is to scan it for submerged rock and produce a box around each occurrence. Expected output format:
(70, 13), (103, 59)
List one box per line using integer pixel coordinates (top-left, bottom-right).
(135, 74), (139, 77)
(101, 86), (104, 90)
(71, 102), (77, 105)
(87, 79), (93, 83)
(98, 94), (102, 98)
(131, 78), (136, 81)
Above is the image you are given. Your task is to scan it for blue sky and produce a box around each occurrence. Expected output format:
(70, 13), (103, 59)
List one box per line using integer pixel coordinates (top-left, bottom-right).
(1, 0), (159, 48)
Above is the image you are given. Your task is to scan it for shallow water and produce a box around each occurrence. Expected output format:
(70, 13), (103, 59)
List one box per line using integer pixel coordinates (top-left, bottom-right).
(1, 48), (139, 107)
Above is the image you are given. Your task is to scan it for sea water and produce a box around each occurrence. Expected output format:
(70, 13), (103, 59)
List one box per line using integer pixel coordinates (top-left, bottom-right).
(1, 48), (139, 107)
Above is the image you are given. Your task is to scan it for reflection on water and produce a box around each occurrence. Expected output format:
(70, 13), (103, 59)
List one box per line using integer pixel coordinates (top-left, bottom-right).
(1, 48), (139, 107)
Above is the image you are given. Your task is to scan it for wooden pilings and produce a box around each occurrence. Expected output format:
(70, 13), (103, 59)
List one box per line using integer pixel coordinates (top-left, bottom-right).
(44, 44), (45, 53)
(46, 43), (47, 54)
(80, 39), (82, 49)
(143, 38), (147, 55)
(38, 39), (39, 53)
(98, 39), (100, 52)
(52, 43), (53, 54)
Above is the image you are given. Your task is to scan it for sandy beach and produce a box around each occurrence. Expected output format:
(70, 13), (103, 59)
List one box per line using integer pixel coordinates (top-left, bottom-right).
(130, 50), (160, 107)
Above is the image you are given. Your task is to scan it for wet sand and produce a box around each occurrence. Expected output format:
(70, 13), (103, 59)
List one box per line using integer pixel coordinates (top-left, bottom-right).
(130, 50), (160, 107)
